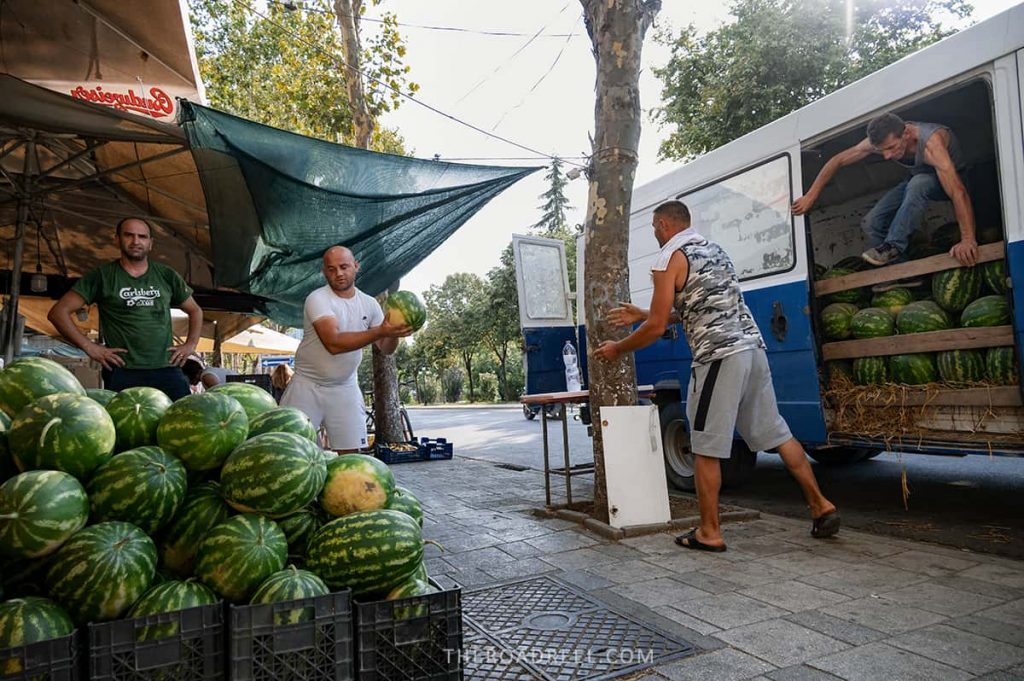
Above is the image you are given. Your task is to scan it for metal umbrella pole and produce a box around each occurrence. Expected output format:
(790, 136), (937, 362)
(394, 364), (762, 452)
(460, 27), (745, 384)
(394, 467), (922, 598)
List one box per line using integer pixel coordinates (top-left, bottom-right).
(2, 136), (34, 365)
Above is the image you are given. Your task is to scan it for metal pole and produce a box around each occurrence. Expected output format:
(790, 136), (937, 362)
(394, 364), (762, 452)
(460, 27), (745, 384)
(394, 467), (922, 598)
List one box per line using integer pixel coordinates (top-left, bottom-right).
(2, 138), (33, 365)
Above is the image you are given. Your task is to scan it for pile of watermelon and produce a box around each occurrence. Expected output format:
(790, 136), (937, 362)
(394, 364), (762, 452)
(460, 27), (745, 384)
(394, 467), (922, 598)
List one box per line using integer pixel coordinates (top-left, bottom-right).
(818, 258), (1018, 387)
(0, 358), (432, 659)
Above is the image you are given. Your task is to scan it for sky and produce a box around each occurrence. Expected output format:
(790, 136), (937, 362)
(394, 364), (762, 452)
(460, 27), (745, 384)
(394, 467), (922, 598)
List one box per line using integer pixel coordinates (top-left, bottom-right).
(362, 0), (1021, 300)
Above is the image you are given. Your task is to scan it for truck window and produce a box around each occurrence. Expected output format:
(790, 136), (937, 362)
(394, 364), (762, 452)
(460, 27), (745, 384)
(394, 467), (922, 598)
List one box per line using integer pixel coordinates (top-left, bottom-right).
(678, 155), (795, 280)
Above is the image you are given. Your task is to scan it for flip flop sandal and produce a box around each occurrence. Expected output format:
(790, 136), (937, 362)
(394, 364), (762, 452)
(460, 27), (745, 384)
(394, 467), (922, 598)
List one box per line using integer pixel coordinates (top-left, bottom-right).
(674, 528), (727, 552)
(811, 511), (841, 538)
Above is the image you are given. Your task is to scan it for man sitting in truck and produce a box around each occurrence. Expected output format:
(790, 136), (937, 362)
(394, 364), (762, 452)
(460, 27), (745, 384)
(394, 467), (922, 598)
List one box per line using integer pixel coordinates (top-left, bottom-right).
(596, 200), (840, 551)
(792, 112), (978, 268)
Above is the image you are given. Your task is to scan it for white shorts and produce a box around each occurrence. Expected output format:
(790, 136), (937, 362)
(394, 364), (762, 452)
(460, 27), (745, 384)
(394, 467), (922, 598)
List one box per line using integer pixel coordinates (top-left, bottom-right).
(281, 374), (368, 450)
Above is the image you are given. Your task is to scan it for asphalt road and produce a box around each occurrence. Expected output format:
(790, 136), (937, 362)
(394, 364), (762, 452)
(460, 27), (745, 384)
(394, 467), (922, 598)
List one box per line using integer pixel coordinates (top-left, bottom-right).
(407, 404), (1024, 560)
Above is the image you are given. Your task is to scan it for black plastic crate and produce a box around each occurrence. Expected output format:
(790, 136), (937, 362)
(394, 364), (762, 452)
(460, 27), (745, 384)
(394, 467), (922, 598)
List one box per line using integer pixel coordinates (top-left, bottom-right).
(375, 438), (454, 465)
(0, 631), (78, 680)
(229, 590), (353, 681)
(355, 583), (463, 681)
(87, 602), (223, 680)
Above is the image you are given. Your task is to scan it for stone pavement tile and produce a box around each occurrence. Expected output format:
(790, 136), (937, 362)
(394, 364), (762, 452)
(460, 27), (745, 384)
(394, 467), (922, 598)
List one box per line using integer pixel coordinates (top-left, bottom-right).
(481, 557), (558, 582)
(725, 518), (800, 537)
(739, 580), (850, 613)
(486, 525), (560, 543)
(609, 577), (711, 609)
(821, 596), (947, 634)
(642, 550), (736, 575)
(444, 566), (497, 588)
(716, 619), (848, 668)
(435, 531), (505, 553)
(586, 559), (674, 585)
(694, 561), (799, 588)
(760, 551), (851, 576)
(523, 529), (600, 553)
(887, 623), (1024, 675)
(589, 541), (647, 561)
(673, 570), (745, 595)
(538, 548), (619, 571)
(673, 593), (790, 630)
(766, 665), (844, 680)
(880, 582), (1004, 617)
(619, 533), (682, 556)
(444, 546), (518, 572)
(933, 575), (1024, 602)
(872, 549), (980, 577)
(724, 537), (810, 560)
(798, 564), (927, 598)
(962, 563), (1024, 590)
(764, 530), (903, 558)
(652, 605), (723, 636)
(424, 557), (453, 575)
(977, 598), (1024, 627)
(500, 540), (547, 559)
(947, 614), (1024, 647)
(973, 663), (1024, 681)
(658, 649), (775, 681)
(809, 643), (972, 681)
(783, 611), (888, 646)
(554, 569), (616, 591)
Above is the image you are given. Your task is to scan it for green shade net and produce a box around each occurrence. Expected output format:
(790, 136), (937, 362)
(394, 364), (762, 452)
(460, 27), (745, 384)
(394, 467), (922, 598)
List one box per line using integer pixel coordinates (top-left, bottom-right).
(179, 102), (540, 326)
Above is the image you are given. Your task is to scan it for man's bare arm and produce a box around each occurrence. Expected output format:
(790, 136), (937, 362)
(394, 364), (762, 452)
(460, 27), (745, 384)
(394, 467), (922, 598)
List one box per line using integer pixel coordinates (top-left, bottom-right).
(792, 138), (874, 215)
(925, 133), (978, 266)
(47, 291), (126, 370)
(168, 296), (203, 366)
(313, 317), (410, 356)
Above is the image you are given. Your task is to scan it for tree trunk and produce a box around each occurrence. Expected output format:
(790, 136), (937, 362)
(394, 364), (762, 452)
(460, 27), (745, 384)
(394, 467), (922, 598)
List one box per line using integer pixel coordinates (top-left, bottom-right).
(462, 352), (474, 402)
(580, 0), (660, 521)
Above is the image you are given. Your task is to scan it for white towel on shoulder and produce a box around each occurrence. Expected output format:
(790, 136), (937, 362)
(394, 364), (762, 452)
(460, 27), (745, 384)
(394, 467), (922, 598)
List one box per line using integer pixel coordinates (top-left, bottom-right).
(651, 228), (705, 272)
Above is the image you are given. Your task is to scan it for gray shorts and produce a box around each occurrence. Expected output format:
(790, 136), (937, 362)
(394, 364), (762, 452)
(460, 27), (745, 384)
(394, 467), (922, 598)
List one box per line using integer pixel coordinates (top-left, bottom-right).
(686, 348), (793, 459)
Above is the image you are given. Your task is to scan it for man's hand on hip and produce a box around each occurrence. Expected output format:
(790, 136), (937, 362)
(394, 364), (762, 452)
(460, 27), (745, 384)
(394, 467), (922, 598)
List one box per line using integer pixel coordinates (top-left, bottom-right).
(86, 343), (127, 370)
(168, 342), (198, 367)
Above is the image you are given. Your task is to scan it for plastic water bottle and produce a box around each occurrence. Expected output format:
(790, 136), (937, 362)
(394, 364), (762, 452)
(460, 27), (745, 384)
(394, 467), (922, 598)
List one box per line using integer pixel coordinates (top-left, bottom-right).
(563, 341), (582, 392)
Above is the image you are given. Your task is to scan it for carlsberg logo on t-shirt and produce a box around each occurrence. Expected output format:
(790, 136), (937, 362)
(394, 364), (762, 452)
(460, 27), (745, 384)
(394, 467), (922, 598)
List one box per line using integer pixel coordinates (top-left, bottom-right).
(119, 286), (161, 307)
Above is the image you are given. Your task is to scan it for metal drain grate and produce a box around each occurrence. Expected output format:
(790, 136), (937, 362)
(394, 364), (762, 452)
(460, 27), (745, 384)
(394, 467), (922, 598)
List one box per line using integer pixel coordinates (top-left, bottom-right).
(461, 576), (694, 681)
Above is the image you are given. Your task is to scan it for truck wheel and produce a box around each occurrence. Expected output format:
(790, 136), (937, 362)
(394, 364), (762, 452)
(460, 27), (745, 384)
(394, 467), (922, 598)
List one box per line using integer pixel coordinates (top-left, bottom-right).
(659, 401), (695, 492)
(808, 447), (872, 465)
(523, 404), (536, 420)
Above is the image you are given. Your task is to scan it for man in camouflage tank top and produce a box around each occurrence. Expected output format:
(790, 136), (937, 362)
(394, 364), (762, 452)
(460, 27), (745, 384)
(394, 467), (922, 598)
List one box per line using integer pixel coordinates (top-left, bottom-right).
(597, 201), (839, 551)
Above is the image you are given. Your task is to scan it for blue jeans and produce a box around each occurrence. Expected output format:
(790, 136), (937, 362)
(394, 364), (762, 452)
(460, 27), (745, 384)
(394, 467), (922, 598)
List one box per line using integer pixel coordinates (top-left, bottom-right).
(102, 366), (191, 401)
(861, 173), (949, 253)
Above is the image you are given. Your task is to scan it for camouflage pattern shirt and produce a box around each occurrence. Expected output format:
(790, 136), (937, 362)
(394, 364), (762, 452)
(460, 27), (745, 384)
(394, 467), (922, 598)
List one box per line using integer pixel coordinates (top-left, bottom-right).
(673, 238), (765, 365)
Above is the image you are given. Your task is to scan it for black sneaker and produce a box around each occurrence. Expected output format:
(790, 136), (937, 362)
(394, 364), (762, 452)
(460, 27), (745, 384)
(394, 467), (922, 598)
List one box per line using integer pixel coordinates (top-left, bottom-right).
(862, 243), (901, 266)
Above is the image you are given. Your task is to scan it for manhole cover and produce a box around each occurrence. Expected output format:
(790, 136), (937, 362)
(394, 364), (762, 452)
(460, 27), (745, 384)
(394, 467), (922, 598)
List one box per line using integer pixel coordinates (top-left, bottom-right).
(461, 576), (694, 681)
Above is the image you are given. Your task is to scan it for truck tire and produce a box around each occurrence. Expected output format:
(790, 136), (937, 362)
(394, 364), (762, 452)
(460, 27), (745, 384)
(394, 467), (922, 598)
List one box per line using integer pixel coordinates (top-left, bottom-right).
(523, 404), (537, 420)
(808, 447), (872, 465)
(658, 402), (757, 491)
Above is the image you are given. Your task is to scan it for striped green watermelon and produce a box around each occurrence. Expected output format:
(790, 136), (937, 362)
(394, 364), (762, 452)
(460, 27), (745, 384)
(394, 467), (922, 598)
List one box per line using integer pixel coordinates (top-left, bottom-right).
(820, 303), (859, 340)
(386, 577), (439, 620)
(936, 349), (985, 385)
(85, 388), (117, 407)
(194, 514), (287, 603)
(319, 454), (396, 518)
(305, 509), (422, 598)
(850, 308), (894, 339)
(930, 221), (961, 251)
(985, 347), (1019, 385)
(982, 260), (1007, 295)
(0, 597), (74, 673)
(208, 383), (277, 422)
(896, 301), (952, 335)
(126, 579), (219, 641)
(821, 268), (868, 305)
(87, 446), (188, 535)
(156, 392), (249, 471)
(105, 386), (173, 452)
(410, 561), (428, 583)
(385, 486), (423, 527)
(813, 263), (827, 279)
(870, 288), (914, 316)
(384, 291), (427, 332)
(248, 406), (317, 442)
(276, 505), (326, 557)
(0, 357), (85, 419)
(833, 257), (871, 272)
(46, 521), (157, 623)
(249, 565), (329, 625)
(9, 393), (115, 480)
(960, 295), (1011, 328)
(220, 432), (327, 517)
(931, 267), (982, 312)
(158, 481), (233, 578)
(0, 471), (89, 560)
(852, 357), (888, 386)
(889, 353), (938, 385)
(0, 411), (14, 484)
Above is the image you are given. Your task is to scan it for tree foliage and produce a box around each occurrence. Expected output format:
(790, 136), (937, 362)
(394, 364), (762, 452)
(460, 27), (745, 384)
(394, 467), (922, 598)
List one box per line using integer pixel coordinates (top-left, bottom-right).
(188, 0), (416, 153)
(653, 0), (972, 159)
(423, 273), (489, 401)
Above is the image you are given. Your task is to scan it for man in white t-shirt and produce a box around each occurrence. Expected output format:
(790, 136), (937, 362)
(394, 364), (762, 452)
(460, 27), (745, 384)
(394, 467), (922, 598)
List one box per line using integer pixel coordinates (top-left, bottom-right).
(282, 246), (410, 450)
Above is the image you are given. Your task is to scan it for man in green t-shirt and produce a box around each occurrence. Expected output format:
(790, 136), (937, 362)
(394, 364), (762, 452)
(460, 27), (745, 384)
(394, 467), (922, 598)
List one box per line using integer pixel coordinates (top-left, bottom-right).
(48, 217), (204, 400)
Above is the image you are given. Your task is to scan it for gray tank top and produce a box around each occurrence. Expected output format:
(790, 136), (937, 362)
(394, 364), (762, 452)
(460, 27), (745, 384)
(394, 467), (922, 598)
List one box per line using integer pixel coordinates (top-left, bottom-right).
(674, 238), (766, 366)
(897, 122), (964, 175)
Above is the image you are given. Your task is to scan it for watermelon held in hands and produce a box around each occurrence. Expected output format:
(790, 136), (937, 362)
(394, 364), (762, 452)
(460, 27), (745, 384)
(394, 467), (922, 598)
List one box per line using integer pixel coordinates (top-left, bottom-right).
(889, 353), (938, 385)
(896, 301), (952, 335)
(931, 267), (982, 313)
(0, 357), (85, 419)
(0, 471), (89, 559)
(870, 288), (913, 316)
(208, 383), (277, 422)
(936, 349), (985, 385)
(982, 260), (1007, 295)
(249, 565), (329, 625)
(960, 295), (1011, 328)
(220, 432), (328, 518)
(126, 579), (219, 641)
(157, 392), (249, 471)
(87, 446), (188, 535)
(384, 291), (427, 332)
(852, 357), (887, 386)
(194, 514), (287, 603)
(248, 407), (317, 442)
(820, 303), (859, 340)
(850, 308), (894, 339)
(85, 388), (117, 407)
(158, 481), (233, 578)
(985, 347), (1019, 385)
(46, 521), (157, 623)
(0, 597), (74, 673)
(105, 386), (173, 451)
(319, 454), (396, 518)
(9, 393), (115, 481)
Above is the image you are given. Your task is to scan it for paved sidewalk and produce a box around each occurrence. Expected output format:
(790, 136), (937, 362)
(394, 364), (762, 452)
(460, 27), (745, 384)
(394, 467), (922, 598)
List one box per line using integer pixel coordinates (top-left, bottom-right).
(398, 456), (1024, 681)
